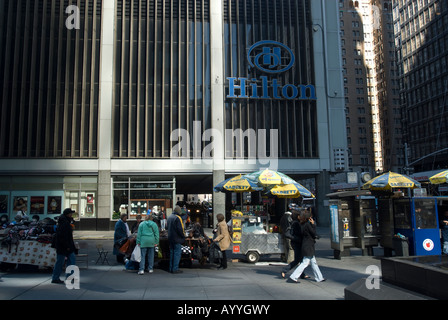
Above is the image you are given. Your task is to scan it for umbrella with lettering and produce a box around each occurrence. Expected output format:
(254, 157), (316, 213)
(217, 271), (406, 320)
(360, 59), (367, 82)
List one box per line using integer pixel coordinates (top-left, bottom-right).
(244, 169), (314, 198)
(267, 182), (314, 198)
(362, 171), (421, 191)
(243, 169), (296, 187)
(429, 169), (448, 185)
(213, 174), (263, 193)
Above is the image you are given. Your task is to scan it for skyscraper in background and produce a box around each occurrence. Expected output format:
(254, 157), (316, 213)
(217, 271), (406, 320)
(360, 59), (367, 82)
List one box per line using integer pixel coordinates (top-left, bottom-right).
(335, 0), (401, 189)
(392, 0), (448, 172)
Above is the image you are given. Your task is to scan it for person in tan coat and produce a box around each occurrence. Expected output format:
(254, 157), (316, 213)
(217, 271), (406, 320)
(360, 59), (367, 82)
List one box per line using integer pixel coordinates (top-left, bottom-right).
(213, 213), (231, 270)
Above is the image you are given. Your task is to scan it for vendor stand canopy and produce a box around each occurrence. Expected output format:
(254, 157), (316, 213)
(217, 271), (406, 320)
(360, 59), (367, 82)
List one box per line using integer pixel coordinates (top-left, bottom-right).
(429, 169), (448, 185)
(267, 183), (314, 198)
(243, 169), (314, 198)
(213, 174), (263, 193)
(362, 171), (421, 191)
(244, 169), (297, 186)
(213, 169), (315, 200)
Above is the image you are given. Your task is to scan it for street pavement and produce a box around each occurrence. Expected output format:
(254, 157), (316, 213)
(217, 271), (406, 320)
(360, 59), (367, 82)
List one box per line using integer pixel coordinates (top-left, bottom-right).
(0, 227), (385, 301)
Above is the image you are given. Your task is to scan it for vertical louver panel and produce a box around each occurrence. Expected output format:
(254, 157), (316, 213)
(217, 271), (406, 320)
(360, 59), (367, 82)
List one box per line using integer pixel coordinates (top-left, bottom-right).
(112, 0), (211, 158)
(0, 0), (102, 158)
(223, 0), (317, 158)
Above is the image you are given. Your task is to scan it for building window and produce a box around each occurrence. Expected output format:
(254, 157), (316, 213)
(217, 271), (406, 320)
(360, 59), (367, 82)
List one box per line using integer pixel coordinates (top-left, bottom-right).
(112, 176), (175, 220)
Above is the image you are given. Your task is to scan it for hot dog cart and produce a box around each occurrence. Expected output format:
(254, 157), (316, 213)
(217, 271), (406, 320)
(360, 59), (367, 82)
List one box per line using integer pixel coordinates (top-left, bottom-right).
(230, 208), (284, 263)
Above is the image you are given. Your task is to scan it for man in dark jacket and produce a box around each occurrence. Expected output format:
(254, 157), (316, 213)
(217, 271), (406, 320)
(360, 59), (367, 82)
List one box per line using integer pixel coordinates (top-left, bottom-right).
(51, 208), (77, 284)
(167, 205), (185, 273)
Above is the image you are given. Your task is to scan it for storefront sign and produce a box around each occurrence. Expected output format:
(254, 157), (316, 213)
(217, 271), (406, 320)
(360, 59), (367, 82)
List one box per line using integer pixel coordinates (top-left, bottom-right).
(227, 40), (317, 101)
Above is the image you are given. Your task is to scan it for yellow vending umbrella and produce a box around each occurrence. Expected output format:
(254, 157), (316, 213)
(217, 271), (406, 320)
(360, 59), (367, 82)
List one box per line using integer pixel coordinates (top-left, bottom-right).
(268, 183), (315, 199)
(243, 169), (296, 187)
(362, 171), (421, 191)
(244, 169), (315, 201)
(429, 169), (448, 185)
(213, 174), (263, 193)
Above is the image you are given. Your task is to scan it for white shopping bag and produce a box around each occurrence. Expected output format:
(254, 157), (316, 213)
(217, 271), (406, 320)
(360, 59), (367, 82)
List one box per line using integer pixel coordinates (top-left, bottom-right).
(131, 245), (141, 263)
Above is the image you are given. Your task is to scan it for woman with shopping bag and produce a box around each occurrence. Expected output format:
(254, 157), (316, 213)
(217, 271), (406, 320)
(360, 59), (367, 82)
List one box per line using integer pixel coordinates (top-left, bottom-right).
(136, 215), (159, 275)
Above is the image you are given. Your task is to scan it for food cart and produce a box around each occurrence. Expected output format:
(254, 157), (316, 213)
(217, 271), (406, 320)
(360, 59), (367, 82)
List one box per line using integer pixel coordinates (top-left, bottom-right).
(214, 170), (314, 263)
(230, 207), (284, 263)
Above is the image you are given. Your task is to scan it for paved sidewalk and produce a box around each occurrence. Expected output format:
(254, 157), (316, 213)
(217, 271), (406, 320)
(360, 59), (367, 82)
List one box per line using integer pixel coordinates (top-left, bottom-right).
(0, 227), (383, 300)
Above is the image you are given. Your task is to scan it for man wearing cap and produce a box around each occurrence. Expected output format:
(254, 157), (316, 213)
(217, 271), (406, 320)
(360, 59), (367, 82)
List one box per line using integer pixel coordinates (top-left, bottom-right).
(167, 205), (186, 273)
(51, 208), (77, 284)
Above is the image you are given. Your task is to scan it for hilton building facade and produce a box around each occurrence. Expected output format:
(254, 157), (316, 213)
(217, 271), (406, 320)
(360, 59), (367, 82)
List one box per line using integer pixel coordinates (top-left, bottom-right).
(0, 0), (346, 230)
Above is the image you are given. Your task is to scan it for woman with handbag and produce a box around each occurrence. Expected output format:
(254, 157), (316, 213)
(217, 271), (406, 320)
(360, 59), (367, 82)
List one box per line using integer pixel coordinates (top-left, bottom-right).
(136, 215), (159, 275)
(213, 213), (231, 270)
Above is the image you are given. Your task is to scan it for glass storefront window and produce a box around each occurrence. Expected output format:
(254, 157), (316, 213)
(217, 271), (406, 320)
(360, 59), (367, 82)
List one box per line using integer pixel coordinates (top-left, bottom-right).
(393, 199), (412, 229)
(65, 191), (80, 221)
(63, 176), (98, 220)
(81, 192), (96, 218)
(113, 189), (129, 219)
(64, 190), (97, 221)
(112, 176), (175, 220)
(414, 198), (437, 229)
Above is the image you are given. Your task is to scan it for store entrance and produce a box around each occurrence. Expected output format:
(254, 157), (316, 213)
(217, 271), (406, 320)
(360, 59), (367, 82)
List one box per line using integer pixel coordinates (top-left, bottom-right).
(175, 175), (214, 228)
(112, 176), (176, 229)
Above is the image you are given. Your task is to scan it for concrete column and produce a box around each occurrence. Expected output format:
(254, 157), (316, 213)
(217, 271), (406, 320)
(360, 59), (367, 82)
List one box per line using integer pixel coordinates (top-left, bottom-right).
(210, 0), (225, 226)
(97, 0), (116, 229)
(97, 170), (111, 230)
(316, 170), (331, 227)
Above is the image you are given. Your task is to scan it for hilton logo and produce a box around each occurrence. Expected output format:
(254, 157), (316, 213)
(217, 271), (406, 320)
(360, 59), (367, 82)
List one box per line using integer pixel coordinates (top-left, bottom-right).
(248, 40), (295, 74)
(227, 40), (316, 101)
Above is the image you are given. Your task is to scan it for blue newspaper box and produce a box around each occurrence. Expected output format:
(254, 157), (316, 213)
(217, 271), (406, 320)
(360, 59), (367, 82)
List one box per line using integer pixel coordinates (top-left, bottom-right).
(392, 197), (441, 256)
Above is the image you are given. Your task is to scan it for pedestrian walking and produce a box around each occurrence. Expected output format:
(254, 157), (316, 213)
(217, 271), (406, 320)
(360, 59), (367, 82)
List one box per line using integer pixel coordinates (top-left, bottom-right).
(167, 205), (186, 273)
(281, 210), (309, 279)
(51, 208), (76, 284)
(213, 213), (231, 270)
(136, 215), (159, 274)
(289, 210), (325, 283)
(114, 213), (131, 264)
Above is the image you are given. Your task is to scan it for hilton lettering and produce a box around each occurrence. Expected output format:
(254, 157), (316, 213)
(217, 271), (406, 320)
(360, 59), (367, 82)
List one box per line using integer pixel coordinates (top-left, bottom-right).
(227, 76), (317, 101)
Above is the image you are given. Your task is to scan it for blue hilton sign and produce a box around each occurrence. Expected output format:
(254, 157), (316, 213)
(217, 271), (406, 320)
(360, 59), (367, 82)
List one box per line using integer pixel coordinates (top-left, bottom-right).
(227, 40), (317, 101)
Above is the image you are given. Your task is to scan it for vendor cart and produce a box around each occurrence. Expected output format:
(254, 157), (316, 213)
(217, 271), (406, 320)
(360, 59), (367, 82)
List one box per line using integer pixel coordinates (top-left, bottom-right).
(231, 212), (284, 263)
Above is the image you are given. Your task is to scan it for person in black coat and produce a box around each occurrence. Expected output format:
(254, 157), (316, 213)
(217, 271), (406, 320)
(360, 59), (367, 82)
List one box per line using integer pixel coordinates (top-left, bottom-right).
(288, 210), (325, 283)
(51, 208), (77, 284)
(167, 205), (186, 273)
(281, 210), (309, 279)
